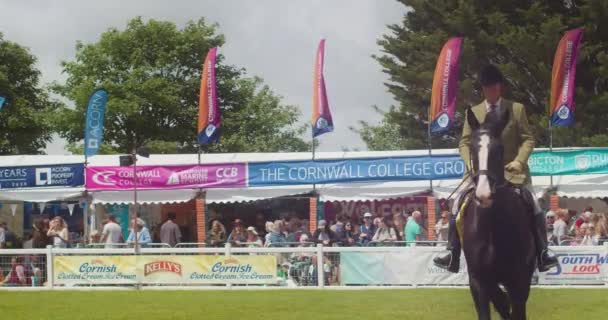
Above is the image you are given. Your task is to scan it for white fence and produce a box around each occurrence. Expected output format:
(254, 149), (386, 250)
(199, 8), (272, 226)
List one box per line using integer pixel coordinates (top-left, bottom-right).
(0, 244), (606, 290)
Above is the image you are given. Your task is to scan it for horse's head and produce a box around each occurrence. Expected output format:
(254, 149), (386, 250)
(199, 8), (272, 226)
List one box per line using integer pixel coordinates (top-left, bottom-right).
(466, 106), (509, 208)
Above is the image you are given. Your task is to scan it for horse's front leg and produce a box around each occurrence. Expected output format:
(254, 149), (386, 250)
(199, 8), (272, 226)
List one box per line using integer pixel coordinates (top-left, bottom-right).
(469, 275), (492, 320)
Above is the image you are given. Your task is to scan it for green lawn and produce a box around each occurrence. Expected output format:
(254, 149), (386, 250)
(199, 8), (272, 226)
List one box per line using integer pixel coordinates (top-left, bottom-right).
(0, 289), (604, 319)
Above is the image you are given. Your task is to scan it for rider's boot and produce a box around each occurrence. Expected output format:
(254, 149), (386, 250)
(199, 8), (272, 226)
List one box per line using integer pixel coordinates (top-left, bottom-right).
(532, 211), (559, 272)
(433, 217), (461, 273)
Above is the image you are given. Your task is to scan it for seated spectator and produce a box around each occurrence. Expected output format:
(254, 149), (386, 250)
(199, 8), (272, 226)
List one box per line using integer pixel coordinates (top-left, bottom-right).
(1, 257), (31, 286)
(393, 213), (406, 241)
(312, 220), (337, 246)
(298, 234), (311, 247)
(592, 213), (608, 243)
(332, 220), (346, 246)
(373, 217), (382, 229)
(208, 220), (226, 247)
(264, 221), (274, 245)
(32, 218), (50, 248)
(227, 219), (247, 247)
(340, 221), (358, 246)
(47, 216), (69, 248)
(0, 222), (5, 249)
(578, 223), (598, 246)
(553, 209), (569, 245)
(435, 209), (450, 243)
(266, 220), (286, 247)
(545, 211), (557, 245)
(358, 212), (376, 245)
(126, 218), (151, 246)
(245, 227), (263, 247)
(372, 217), (397, 243)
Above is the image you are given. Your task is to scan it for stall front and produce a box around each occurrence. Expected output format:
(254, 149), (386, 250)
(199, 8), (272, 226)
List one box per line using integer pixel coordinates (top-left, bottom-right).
(0, 155), (85, 245)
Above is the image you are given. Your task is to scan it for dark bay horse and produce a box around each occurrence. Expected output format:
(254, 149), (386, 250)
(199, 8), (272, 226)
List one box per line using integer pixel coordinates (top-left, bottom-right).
(462, 106), (536, 320)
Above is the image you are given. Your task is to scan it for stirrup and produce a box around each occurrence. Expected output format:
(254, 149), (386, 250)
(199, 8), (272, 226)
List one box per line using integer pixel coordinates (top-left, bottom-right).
(538, 249), (559, 272)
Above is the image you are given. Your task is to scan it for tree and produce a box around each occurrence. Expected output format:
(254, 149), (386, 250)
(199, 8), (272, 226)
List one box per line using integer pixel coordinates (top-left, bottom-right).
(0, 33), (58, 154)
(54, 17), (308, 154)
(359, 0), (608, 150)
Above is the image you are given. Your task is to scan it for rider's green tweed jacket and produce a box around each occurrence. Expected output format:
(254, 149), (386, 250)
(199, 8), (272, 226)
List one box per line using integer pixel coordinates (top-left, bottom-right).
(459, 99), (534, 186)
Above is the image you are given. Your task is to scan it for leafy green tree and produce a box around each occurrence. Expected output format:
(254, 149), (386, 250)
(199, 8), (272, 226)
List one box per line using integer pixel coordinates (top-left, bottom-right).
(359, 0), (608, 150)
(0, 33), (58, 154)
(54, 17), (308, 154)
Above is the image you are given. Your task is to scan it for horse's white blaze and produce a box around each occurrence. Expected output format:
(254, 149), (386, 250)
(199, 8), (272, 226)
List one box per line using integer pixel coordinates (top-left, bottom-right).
(476, 133), (492, 204)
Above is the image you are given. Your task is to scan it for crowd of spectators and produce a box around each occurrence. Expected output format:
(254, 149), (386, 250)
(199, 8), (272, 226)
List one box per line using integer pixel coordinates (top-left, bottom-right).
(546, 207), (608, 246)
(205, 208), (428, 248)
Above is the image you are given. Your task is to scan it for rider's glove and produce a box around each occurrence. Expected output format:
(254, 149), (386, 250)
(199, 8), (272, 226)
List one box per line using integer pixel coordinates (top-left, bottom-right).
(505, 160), (523, 173)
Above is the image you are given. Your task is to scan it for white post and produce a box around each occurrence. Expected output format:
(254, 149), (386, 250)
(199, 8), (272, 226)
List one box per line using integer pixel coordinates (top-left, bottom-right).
(46, 245), (54, 289)
(225, 242), (232, 288)
(316, 244), (324, 288)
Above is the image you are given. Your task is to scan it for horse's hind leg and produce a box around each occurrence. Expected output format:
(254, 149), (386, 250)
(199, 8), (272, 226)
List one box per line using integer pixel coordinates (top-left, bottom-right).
(491, 285), (511, 320)
(469, 276), (492, 320)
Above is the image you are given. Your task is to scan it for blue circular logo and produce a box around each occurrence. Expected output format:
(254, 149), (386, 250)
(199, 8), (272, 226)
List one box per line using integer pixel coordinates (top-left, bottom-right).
(557, 105), (570, 120)
(205, 124), (217, 137)
(316, 117), (329, 129)
(437, 113), (450, 128)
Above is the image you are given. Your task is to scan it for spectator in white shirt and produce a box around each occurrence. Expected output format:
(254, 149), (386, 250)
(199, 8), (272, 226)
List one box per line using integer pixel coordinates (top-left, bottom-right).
(101, 215), (124, 248)
(435, 209), (450, 243)
(552, 209), (568, 245)
(47, 217), (69, 248)
(0, 222), (6, 249)
(372, 218), (397, 243)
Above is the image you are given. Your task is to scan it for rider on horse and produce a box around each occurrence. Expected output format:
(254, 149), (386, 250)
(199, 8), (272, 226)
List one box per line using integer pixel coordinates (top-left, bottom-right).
(433, 64), (559, 273)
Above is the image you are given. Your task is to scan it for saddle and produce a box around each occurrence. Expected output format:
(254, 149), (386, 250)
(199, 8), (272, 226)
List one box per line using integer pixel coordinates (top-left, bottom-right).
(454, 184), (535, 244)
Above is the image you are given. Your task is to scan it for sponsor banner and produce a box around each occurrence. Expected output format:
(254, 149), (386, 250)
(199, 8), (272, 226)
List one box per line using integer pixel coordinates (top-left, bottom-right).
(84, 89), (109, 157)
(139, 255), (276, 284)
(340, 249), (468, 285)
(528, 149), (608, 176)
(539, 246), (608, 285)
(85, 163), (246, 190)
(550, 28), (584, 127)
(429, 37), (463, 134)
(53, 255), (276, 285)
(198, 47), (220, 144)
(312, 39), (334, 138)
(249, 149), (608, 186)
(54, 256), (137, 285)
(0, 163), (84, 189)
(248, 155), (466, 186)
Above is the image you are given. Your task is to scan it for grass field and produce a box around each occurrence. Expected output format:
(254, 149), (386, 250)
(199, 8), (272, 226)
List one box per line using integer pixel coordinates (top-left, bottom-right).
(0, 289), (605, 319)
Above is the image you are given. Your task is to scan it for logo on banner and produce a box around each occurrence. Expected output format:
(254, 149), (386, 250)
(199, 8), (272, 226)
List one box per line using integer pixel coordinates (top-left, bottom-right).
(205, 124), (217, 138)
(557, 105), (570, 120)
(92, 171), (116, 186)
(144, 261), (182, 276)
(437, 113), (450, 128)
(35, 168), (52, 185)
(574, 155), (591, 171)
(166, 172), (180, 185)
(316, 117), (329, 130)
(547, 254), (608, 276)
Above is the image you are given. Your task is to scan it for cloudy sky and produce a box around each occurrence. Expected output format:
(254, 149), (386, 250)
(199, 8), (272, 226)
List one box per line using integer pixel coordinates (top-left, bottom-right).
(0, 0), (404, 154)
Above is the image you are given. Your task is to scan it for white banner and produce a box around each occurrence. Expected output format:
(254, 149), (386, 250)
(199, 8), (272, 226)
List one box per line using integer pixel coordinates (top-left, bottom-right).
(340, 246), (607, 286)
(538, 245), (608, 285)
(340, 247), (468, 285)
